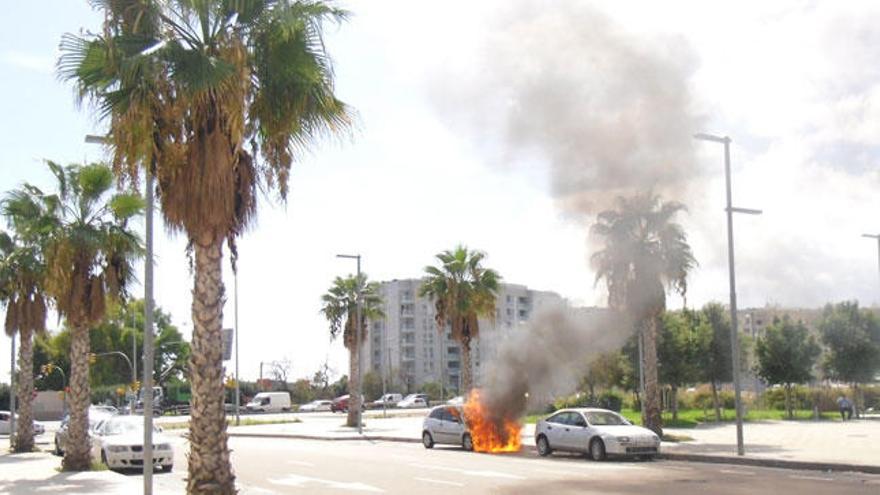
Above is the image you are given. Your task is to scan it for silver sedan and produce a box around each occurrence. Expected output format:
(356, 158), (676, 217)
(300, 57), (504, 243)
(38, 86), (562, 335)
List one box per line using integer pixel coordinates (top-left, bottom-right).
(421, 405), (473, 451)
(535, 408), (660, 461)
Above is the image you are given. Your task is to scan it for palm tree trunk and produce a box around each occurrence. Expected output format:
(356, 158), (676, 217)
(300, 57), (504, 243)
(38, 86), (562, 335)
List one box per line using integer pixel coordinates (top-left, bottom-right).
(461, 336), (472, 395)
(14, 328), (35, 452)
(63, 324), (91, 471)
(187, 240), (235, 494)
(711, 380), (721, 422)
(642, 316), (662, 436)
(346, 337), (359, 428)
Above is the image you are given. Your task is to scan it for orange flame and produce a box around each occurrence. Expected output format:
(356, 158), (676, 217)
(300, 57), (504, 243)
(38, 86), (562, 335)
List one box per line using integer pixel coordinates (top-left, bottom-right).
(462, 389), (522, 453)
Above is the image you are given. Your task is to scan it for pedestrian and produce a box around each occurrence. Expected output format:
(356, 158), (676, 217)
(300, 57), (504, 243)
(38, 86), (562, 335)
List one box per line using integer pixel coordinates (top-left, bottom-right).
(837, 396), (853, 420)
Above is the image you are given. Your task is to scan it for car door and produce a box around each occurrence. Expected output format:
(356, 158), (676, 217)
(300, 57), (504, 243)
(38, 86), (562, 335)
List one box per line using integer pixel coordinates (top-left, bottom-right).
(426, 408), (446, 443)
(542, 412), (570, 450)
(566, 412), (592, 453)
(444, 407), (466, 445)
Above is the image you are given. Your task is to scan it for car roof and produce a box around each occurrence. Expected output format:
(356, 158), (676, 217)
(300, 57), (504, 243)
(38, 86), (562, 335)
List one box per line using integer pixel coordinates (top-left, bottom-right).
(550, 408), (619, 415)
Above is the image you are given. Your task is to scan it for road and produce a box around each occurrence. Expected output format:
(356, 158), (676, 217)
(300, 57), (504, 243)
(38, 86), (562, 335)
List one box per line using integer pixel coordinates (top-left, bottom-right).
(133, 436), (880, 494)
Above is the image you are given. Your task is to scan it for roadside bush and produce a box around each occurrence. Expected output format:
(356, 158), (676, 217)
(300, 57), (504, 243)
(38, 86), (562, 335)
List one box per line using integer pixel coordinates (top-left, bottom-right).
(687, 387), (735, 410)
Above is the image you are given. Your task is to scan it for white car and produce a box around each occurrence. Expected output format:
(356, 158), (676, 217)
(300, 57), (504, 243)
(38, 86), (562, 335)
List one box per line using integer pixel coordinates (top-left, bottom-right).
(445, 396), (465, 406)
(298, 400), (332, 412)
(397, 394), (429, 409)
(421, 405), (473, 451)
(371, 393), (403, 408)
(535, 408), (660, 461)
(91, 416), (174, 471)
(0, 411), (46, 435)
(54, 407), (116, 455)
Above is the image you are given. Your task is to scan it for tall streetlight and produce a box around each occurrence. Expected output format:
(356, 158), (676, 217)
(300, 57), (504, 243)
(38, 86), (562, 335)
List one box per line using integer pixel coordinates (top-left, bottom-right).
(336, 254), (363, 435)
(85, 133), (155, 493)
(695, 133), (762, 457)
(234, 268), (241, 426)
(862, 234), (880, 297)
(8, 333), (15, 449)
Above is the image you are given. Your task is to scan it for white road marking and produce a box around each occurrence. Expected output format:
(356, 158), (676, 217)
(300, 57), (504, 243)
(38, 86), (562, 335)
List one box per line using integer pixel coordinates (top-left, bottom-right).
(413, 477), (465, 487)
(409, 463), (527, 480)
(269, 474), (385, 492)
(287, 460), (316, 467)
(662, 466), (691, 472)
(536, 468), (586, 477)
(720, 469), (755, 476)
(789, 475), (833, 482)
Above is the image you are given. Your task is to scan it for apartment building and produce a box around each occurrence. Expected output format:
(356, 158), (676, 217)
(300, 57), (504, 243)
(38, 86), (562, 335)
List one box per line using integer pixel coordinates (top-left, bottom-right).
(361, 279), (564, 395)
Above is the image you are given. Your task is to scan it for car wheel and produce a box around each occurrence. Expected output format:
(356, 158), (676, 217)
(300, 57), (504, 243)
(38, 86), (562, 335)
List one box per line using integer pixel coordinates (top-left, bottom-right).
(589, 438), (606, 461)
(422, 431), (434, 449)
(462, 433), (474, 452)
(536, 434), (552, 457)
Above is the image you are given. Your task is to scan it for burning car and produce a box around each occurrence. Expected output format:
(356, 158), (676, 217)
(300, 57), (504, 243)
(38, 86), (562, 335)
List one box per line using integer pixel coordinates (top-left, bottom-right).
(422, 390), (523, 453)
(535, 408), (660, 461)
(422, 405), (473, 451)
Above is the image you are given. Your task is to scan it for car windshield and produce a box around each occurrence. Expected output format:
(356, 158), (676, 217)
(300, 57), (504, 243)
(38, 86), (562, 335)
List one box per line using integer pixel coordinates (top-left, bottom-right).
(585, 411), (628, 426)
(100, 417), (161, 436)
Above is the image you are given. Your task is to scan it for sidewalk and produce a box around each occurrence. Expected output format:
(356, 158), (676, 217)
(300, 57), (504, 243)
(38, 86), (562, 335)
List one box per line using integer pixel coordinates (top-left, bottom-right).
(0, 450), (141, 495)
(224, 414), (880, 473)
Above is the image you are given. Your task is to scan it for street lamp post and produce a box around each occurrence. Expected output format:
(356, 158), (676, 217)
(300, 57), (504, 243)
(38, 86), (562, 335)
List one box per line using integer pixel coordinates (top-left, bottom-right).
(9, 333), (15, 449)
(695, 133), (762, 457)
(234, 269), (241, 426)
(86, 132), (155, 492)
(336, 254), (363, 435)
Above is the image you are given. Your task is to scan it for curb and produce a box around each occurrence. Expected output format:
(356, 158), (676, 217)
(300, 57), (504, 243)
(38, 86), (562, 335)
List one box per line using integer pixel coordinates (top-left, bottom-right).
(226, 431), (880, 475)
(657, 452), (880, 475)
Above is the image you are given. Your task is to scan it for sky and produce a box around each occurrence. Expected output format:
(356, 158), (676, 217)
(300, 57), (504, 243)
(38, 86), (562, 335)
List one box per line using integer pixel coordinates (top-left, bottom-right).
(1, 1), (879, 383)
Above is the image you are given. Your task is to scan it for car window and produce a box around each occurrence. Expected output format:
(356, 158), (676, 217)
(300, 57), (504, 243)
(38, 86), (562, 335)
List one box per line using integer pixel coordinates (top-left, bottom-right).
(429, 408), (444, 420)
(0, 413), (8, 421)
(570, 413), (588, 427)
(547, 412), (567, 425)
(585, 411), (627, 426)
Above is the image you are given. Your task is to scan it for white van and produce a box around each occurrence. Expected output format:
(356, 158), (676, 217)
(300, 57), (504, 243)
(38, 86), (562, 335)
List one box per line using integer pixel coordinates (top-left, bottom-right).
(245, 392), (292, 413)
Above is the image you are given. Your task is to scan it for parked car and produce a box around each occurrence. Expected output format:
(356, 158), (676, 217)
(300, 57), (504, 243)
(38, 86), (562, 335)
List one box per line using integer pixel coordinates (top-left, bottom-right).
(535, 408), (660, 461)
(445, 396), (465, 406)
(298, 400), (333, 412)
(397, 394), (429, 409)
(331, 394), (365, 413)
(91, 415), (174, 472)
(0, 411), (45, 435)
(54, 406), (117, 456)
(245, 392), (292, 413)
(371, 393), (403, 409)
(421, 405), (472, 451)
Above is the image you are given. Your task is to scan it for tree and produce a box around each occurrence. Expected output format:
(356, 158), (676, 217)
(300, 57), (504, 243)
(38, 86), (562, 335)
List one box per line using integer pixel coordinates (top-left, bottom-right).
(320, 273), (384, 427)
(581, 351), (629, 400)
(818, 301), (880, 416)
(754, 317), (821, 419)
(658, 310), (699, 421)
(361, 371), (383, 402)
(591, 193), (696, 435)
(61, 2), (353, 491)
(0, 229), (48, 452)
(33, 300), (188, 390)
(9, 162), (142, 470)
(420, 246), (501, 394)
(694, 303), (732, 422)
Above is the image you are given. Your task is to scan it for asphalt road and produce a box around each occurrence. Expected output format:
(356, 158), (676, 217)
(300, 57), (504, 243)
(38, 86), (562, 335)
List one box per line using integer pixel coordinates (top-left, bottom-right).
(130, 436), (880, 494)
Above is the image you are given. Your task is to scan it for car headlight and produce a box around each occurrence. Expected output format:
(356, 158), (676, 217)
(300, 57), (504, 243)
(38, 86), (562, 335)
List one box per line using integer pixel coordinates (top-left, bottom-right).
(616, 436), (631, 443)
(107, 445), (129, 453)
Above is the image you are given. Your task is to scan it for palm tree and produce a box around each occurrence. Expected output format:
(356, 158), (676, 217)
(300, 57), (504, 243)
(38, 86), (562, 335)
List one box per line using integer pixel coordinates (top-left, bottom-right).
(0, 231), (47, 453)
(60, 2), (352, 491)
(7, 161), (143, 470)
(419, 246), (500, 394)
(590, 193), (696, 436)
(320, 274), (384, 428)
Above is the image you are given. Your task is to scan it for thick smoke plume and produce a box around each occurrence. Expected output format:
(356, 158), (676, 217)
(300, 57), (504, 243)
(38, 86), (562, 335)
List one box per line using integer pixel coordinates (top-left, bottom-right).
(479, 304), (633, 426)
(432, 1), (703, 216)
